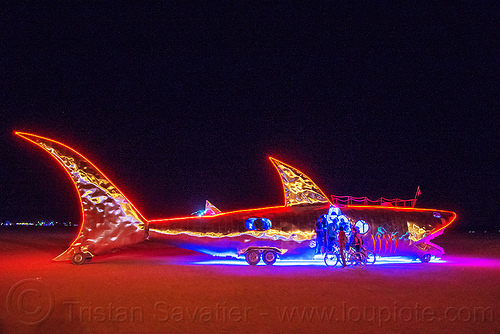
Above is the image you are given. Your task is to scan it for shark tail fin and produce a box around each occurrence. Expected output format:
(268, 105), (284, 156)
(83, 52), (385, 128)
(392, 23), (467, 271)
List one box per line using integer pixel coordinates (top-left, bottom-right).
(16, 132), (148, 262)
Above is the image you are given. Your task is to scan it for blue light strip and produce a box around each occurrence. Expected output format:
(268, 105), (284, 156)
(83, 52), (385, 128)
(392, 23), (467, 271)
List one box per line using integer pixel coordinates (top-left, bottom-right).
(190, 256), (445, 266)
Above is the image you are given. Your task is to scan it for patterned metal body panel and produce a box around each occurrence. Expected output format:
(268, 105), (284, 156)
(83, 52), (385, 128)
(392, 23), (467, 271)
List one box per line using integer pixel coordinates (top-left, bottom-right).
(149, 204), (330, 259)
(148, 205), (455, 259)
(17, 132), (456, 263)
(269, 158), (329, 206)
(340, 207), (456, 257)
(16, 133), (147, 260)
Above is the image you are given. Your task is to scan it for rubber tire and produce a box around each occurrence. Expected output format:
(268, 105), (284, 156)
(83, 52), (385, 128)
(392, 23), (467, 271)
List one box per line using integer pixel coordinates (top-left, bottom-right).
(262, 250), (277, 265)
(324, 252), (339, 267)
(350, 252), (366, 268)
(71, 252), (87, 265)
(365, 250), (376, 265)
(245, 250), (261, 265)
(420, 254), (431, 263)
(84, 253), (93, 264)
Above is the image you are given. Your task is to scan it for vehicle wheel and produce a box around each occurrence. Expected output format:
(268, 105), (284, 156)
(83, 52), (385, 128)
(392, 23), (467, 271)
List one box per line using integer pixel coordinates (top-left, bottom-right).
(71, 252), (87, 265)
(420, 254), (431, 263)
(324, 252), (339, 267)
(365, 250), (376, 265)
(245, 249), (261, 265)
(350, 252), (366, 268)
(84, 253), (93, 263)
(263, 250), (277, 265)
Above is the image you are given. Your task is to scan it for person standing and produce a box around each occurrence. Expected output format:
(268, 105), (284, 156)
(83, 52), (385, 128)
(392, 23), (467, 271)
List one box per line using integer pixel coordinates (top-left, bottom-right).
(327, 220), (337, 252)
(314, 215), (326, 254)
(338, 226), (348, 268)
(352, 226), (363, 253)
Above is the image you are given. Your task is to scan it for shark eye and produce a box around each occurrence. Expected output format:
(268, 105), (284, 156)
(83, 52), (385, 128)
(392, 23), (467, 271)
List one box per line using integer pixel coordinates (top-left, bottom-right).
(433, 212), (441, 218)
(245, 218), (272, 231)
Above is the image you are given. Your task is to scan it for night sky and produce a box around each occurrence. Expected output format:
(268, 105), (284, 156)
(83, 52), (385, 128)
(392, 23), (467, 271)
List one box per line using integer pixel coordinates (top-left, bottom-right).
(1, 3), (497, 231)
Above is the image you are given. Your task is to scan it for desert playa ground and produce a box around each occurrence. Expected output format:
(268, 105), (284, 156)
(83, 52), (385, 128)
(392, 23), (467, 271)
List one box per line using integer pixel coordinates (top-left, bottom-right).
(1, 228), (499, 333)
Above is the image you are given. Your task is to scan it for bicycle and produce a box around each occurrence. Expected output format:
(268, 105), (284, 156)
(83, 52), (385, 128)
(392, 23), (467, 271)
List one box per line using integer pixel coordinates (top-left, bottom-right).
(324, 247), (340, 267)
(324, 244), (362, 267)
(347, 246), (366, 267)
(362, 246), (376, 265)
(324, 244), (376, 268)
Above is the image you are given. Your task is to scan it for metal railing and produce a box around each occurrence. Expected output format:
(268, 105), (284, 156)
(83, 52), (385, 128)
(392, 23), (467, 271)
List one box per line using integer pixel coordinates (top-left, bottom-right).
(330, 195), (416, 207)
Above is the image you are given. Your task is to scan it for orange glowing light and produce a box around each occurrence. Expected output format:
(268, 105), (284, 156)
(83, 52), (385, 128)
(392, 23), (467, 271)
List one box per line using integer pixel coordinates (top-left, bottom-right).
(148, 205), (289, 223)
(16, 130), (458, 264)
(15, 131), (328, 227)
(15, 131), (149, 247)
(268, 157), (331, 207)
(347, 204), (457, 237)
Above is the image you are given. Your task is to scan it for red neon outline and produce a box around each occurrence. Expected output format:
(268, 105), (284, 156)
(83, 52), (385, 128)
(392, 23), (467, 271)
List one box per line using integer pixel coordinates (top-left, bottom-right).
(150, 157), (332, 222)
(15, 131), (457, 248)
(394, 236), (398, 253)
(15, 131), (149, 246)
(371, 234), (376, 252)
(430, 211), (457, 236)
(389, 234), (393, 253)
(347, 204), (453, 212)
(148, 205), (290, 223)
(15, 132), (332, 226)
(347, 205), (457, 238)
(268, 157), (332, 207)
(377, 235), (382, 253)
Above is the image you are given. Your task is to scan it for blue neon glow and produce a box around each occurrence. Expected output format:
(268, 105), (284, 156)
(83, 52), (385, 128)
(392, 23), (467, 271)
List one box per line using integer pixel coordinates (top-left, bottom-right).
(191, 209), (206, 217)
(245, 218), (272, 231)
(191, 256), (445, 266)
(355, 220), (369, 234)
(325, 206), (351, 235)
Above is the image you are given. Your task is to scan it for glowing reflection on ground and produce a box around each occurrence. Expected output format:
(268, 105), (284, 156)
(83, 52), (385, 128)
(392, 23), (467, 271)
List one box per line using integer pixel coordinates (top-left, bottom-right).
(190, 256), (446, 266)
(438, 256), (500, 268)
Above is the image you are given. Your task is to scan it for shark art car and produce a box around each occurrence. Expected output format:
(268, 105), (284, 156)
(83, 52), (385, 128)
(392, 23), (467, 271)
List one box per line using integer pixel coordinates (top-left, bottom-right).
(15, 132), (456, 265)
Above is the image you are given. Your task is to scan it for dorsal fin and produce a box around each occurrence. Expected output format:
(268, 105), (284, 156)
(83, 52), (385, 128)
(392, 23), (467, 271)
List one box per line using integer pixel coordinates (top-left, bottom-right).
(204, 200), (221, 215)
(269, 157), (330, 206)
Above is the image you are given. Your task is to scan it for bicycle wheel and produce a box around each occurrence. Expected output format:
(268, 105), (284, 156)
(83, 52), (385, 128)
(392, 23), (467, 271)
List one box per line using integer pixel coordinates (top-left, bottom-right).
(365, 250), (376, 265)
(324, 252), (340, 267)
(350, 252), (367, 268)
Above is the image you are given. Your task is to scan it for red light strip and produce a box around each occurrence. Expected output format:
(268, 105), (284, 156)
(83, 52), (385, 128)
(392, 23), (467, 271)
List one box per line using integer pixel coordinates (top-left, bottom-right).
(15, 131), (149, 246)
(15, 132), (87, 247)
(347, 205), (457, 238)
(151, 158), (332, 223)
(148, 205), (288, 223)
(268, 157), (332, 207)
(429, 211), (458, 236)
(15, 132), (457, 252)
(15, 132), (302, 226)
(347, 204), (454, 213)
